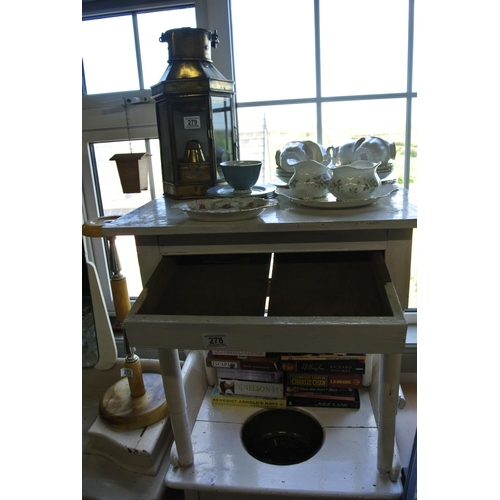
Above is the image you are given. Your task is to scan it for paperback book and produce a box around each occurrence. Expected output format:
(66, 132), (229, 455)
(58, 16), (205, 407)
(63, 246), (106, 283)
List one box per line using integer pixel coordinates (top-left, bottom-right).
(216, 368), (283, 383)
(285, 386), (356, 397)
(206, 351), (280, 371)
(287, 389), (360, 409)
(280, 353), (367, 361)
(286, 392), (356, 401)
(218, 378), (284, 398)
(210, 386), (287, 409)
(286, 372), (363, 389)
(280, 358), (365, 374)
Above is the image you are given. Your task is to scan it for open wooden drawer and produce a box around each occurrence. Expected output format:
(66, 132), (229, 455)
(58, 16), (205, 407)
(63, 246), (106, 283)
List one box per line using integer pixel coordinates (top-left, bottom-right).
(124, 250), (407, 354)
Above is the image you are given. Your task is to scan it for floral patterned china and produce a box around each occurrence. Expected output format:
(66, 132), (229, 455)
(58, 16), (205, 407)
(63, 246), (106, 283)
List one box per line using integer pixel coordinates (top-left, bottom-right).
(277, 184), (398, 209)
(376, 162), (394, 180)
(329, 160), (381, 200)
(330, 136), (396, 167)
(288, 160), (333, 199)
(277, 141), (333, 173)
(172, 197), (278, 222)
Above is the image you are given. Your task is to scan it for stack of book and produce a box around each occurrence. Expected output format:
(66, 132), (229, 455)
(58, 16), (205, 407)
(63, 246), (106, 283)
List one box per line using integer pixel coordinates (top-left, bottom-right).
(207, 351), (287, 409)
(280, 353), (366, 409)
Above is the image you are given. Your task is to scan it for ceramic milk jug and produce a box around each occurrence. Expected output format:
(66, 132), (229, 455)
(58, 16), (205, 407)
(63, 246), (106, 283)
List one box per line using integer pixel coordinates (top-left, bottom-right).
(329, 160), (381, 200)
(288, 160), (333, 199)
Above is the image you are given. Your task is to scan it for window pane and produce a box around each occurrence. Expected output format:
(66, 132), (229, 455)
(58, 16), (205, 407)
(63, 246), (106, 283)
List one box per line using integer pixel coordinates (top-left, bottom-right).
(238, 104), (317, 184)
(409, 99), (417, 193)
(138, 8), (197, 89)
(83, 16), (139, 94)
(320, 0), (408, 96)
(322, 98), (412, 185)
(231, 0), (316, 102)
(93, 140), (156, 215)
(212, 95), (236, 180)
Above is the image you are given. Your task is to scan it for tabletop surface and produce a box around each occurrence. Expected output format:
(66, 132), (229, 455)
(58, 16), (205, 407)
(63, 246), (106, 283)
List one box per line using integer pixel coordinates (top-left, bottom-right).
(101, 187), (417, 237)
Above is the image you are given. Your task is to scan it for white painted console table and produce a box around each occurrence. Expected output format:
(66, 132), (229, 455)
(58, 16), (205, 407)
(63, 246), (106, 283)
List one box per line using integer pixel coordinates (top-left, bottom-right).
(102, 188), (416, 499)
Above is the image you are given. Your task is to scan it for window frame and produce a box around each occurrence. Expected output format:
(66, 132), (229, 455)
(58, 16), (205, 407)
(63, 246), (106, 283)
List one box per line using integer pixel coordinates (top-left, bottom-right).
(82, 89), (159, 310)
(82, 1), (208, 311)
(231, 0), (416, 190)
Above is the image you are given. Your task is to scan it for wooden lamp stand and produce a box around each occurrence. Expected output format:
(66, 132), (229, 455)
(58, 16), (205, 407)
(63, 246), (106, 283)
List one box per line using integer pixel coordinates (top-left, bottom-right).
(83, 216), (168, 430)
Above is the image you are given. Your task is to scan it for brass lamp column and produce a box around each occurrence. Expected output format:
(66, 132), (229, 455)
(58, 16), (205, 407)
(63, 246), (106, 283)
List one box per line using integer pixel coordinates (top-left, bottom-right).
(151, 27), (239, 199)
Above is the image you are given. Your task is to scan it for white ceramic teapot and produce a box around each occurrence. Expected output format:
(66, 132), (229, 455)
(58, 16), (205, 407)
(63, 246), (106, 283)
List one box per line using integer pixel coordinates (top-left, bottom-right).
(353, 136), (396, 165)
(288, 160), (333, 199)
(330, 136), (396, 166)
(278, 141), (309, 172)
(329, 160), (381, 200)
(278, 141), (333, 172)
(330, 138), (363, 166)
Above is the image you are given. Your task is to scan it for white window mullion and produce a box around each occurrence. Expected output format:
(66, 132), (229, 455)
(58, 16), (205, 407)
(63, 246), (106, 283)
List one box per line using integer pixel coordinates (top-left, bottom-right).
(131, 13), (145, 90)
(82, 139), (114, 312)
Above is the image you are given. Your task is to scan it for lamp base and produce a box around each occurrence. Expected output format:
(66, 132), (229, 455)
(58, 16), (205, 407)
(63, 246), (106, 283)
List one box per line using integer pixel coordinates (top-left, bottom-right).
(85, 413), (172, 476)
(99, 373), (168, 430)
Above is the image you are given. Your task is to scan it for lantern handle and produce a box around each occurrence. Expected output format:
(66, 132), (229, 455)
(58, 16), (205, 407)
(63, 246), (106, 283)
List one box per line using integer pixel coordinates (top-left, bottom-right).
(210, 29), (219, 49)
(159, 28), (219, 47)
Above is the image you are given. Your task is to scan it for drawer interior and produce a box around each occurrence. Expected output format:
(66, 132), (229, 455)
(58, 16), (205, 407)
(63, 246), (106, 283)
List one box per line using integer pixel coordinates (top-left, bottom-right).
(268, 251), (393, 317)
(137, 251), (395, 318)
(138, 253), (271, 316)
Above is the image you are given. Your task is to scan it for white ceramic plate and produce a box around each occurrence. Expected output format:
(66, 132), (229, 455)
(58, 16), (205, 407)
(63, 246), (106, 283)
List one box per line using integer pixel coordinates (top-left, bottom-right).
(377, 162), (394, 180)
(275, 169), (292, 185)
(206, 184), (276, 198)
(172, 197), (278, 222)
(277, 184), (399, 209)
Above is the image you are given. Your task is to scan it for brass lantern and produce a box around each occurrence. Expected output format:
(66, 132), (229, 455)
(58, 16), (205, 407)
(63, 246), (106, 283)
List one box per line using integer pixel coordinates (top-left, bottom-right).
(151, 28), (238, 199)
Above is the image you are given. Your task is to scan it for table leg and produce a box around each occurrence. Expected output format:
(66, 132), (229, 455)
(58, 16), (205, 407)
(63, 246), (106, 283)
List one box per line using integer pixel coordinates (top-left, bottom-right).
(377, 353), (402, 477)
(158, 348), (194, 467)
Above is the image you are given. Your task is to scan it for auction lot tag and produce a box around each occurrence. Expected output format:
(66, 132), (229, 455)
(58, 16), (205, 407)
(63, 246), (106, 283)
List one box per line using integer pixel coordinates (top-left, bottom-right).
(120, 367), (134, 378)
(184, 116), (201, 129)
(202, 334), (227, 348)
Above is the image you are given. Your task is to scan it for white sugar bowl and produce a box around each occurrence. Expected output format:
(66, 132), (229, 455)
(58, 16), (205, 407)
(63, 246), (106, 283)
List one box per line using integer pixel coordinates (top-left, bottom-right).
(329, 160), (381, 200)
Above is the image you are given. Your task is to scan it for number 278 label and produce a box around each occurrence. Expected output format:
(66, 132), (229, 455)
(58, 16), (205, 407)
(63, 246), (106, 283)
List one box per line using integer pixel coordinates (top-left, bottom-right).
(202, 334), (227, 348)
(184, 116), (201, 129)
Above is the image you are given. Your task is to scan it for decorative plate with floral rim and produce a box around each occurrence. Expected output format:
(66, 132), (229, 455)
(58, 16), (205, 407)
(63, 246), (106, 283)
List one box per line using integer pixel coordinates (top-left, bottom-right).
(277, 184), (399, 209)
(172, 197), (278, 222)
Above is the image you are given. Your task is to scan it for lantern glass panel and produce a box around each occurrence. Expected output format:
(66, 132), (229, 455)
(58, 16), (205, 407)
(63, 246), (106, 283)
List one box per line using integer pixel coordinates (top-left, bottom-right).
(156, 100), (173, 184)
(212, 95), (235, 182)
(172, 97), (210, 165)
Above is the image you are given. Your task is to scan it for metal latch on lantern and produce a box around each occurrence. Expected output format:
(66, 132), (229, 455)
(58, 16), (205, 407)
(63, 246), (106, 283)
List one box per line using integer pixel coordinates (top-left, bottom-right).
(209, 29), (219, 48)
